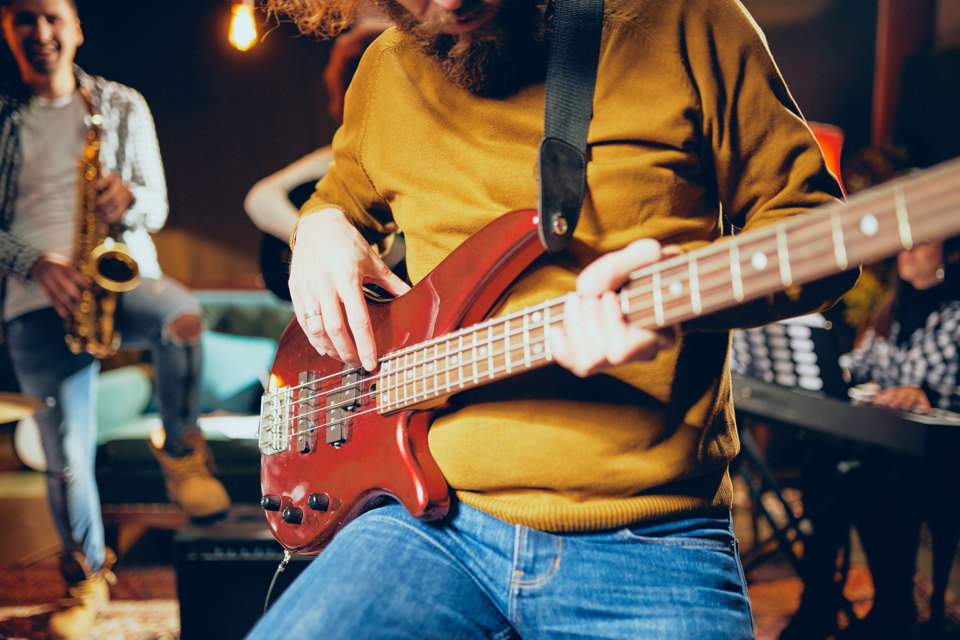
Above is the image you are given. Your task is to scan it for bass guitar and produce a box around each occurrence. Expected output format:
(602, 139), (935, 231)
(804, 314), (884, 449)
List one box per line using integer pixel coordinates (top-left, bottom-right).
(259, 157), (960, 553)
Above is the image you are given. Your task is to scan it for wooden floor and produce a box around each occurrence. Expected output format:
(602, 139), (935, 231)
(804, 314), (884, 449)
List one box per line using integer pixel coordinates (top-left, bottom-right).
(2, 468), (960, 639)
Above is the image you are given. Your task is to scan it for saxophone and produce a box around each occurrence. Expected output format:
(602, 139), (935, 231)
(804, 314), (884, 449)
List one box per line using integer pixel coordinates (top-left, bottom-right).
(64, 87), (141, 358)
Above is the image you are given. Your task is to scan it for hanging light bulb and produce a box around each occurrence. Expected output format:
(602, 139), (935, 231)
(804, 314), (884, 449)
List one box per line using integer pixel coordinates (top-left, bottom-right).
(229, 0), (258, 52)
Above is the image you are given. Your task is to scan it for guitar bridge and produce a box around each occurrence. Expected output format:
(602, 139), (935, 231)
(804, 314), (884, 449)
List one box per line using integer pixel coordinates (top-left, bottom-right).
(258, 387), (292, 455)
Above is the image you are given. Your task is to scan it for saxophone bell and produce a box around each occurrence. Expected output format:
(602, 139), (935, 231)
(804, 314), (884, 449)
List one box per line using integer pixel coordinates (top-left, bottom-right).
(90, 238), (140, 292)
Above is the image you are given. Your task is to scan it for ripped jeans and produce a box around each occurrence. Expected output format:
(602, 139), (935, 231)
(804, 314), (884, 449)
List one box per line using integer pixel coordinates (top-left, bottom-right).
(4, 277), (202, 572)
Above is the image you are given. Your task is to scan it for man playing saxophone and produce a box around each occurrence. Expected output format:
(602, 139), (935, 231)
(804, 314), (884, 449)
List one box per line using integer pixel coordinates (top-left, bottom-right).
(0, 0), (230, 637)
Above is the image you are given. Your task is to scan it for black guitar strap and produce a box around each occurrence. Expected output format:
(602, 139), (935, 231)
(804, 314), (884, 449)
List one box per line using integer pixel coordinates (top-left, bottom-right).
(537, 0), (605, 253)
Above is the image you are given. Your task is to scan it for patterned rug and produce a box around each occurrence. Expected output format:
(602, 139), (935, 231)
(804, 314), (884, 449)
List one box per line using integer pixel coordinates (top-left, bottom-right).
(0, 563), (178, 640)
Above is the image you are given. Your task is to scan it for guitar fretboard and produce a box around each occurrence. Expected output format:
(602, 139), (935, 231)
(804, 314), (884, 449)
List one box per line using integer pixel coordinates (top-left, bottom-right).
(376, 157), (960, 412)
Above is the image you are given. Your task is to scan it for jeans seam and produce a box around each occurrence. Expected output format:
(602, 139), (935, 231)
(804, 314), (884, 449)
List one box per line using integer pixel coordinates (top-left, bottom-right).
(614, 533), (731, 549)
(508, 526), (523, 626)
(511, 536), (562, 588)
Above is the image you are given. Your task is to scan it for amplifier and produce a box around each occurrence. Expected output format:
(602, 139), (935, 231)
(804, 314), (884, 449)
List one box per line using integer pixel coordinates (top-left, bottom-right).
(174, 505), (313, 640)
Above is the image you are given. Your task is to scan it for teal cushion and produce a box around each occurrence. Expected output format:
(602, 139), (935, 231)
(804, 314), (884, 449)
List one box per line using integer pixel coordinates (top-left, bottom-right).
(200, 331), (277, 414)
(96, 365), (153, 443)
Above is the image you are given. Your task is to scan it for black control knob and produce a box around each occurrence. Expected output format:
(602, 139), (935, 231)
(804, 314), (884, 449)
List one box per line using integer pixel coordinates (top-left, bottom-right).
(281, 506), (303, 525)
(261, 495), (282, 511)
(307, 493), (330, 512)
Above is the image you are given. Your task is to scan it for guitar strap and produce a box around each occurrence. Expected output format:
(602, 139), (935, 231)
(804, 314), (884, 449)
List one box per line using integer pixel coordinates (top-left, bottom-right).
(537, 0), (605, 253)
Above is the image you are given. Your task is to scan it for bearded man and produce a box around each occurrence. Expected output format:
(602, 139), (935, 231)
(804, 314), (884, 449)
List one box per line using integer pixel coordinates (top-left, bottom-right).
(247, 0), (856, 637)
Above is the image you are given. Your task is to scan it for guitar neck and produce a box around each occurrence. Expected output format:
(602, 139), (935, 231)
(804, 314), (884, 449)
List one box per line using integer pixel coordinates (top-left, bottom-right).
(377, 157), (960, 413)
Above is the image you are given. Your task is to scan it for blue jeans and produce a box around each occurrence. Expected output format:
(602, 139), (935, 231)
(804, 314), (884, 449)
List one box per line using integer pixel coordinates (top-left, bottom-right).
(4, 276), (202, 572)
(247, 502), (754, 639)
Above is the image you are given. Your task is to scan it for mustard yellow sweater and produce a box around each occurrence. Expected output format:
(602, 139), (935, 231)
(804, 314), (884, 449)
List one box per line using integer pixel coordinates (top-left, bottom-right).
(301, 0), (853, 532)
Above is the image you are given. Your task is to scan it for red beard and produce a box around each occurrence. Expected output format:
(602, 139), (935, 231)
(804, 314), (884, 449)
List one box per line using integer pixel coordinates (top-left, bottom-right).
(375, 0), (549, 97)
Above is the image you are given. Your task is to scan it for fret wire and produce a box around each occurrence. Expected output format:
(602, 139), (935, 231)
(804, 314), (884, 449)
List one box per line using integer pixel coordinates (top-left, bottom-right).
(414, 350), (421, 402)
(776, 226), (792, 287)
(523, 314), (532, 367)
(894, 185), (913, 250)
(446, 340), (453, 391)
(403, 352), (411, 405)
(457, 334), (465, 389)
(729, 243), (744, 302)
(651, 270), (664, 326)
(471, 331), (479, 385)
(504, 319), (512, 374)
(689, 258), (702, 315)
(486, 325), (495, 378)
(432, 344), (439, 396)
(830, 208), (848, 270)
(543, 306), (554, 362)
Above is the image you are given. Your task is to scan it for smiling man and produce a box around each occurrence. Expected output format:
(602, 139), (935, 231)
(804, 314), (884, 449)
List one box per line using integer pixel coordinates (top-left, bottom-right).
(0, 1), (231, 637)
(247, 0), (857, 638)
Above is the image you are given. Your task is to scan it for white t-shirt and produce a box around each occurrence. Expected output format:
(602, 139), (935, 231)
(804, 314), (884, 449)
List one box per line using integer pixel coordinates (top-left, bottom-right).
(5, 92), (89, 321)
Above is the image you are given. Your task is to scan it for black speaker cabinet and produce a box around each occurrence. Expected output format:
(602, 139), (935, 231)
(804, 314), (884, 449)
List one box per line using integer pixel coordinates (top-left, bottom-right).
(174, 505), (313, 640)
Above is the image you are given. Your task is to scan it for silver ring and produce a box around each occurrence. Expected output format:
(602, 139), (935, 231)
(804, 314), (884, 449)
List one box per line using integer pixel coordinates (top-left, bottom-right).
(303, 310), (321, 320)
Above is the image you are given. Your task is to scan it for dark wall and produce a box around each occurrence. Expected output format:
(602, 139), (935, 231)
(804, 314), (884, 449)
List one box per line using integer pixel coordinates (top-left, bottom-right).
(75, 2), (336, 283)
(743, 0), (878, 155)
(2, 0), (879, 284)
(1, 1), (337, 285)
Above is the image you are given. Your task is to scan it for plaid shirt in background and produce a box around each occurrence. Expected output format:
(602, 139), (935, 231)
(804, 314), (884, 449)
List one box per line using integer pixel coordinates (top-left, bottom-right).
(0, 65), (167, 287)
(843, 298), (960, 411)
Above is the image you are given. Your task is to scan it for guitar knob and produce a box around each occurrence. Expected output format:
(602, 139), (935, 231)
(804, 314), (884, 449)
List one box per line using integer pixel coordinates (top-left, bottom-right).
(307, 493), (330, 512)
(260, 494), (282, 511)
(282, 506), (303, 525)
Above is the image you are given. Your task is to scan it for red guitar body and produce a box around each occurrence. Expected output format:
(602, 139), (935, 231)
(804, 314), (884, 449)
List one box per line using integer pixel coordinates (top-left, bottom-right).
(260, 209), (544, 553)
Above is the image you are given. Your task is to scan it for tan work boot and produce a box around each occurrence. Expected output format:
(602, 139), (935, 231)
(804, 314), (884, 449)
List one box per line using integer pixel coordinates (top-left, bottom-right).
(48, 549), (116, 640)
(149, 429), (232, 519)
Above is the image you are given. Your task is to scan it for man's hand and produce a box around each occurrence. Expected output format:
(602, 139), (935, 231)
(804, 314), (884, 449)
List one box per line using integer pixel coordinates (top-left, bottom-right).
(30, 253), (91, 318)
(873, 385), (931, 414)
(92, 173), (133, 223)
(289, 209), (410, 371)
(551, 239), (677, 378)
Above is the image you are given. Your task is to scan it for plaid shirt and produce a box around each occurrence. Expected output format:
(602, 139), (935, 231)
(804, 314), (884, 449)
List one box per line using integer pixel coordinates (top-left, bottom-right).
(844, 298), (960, 411)
(0, 66), (167, 284)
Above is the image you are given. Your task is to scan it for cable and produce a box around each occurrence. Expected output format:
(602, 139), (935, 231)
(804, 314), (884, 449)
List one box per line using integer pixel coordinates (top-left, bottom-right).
(264, 549), (293, 615)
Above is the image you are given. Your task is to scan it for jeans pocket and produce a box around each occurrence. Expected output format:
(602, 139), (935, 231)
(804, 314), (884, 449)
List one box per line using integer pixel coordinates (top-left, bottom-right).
(616, 516), (734, 549)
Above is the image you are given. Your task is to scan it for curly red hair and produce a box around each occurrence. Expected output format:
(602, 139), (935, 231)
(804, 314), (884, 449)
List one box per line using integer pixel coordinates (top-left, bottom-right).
(263, 0), (362, 38)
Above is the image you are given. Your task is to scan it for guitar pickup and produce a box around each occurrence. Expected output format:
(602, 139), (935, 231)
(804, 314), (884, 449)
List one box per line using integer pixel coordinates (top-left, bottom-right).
(296, 371), (321, 453)
(325, 368), (363, 447)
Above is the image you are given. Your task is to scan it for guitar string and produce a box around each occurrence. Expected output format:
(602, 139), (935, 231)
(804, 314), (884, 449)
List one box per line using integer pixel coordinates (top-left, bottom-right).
(262, 176), (959, 423)
(267, 303), (566, 428)
(265, 168), (956, 404)
(271, 196), (960, 443)
(266, 190), (959, 427)
(264, 183), (959, 428)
